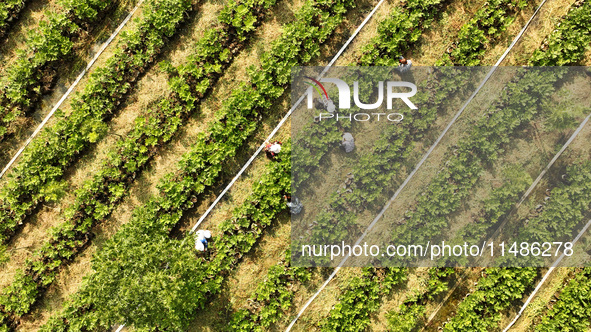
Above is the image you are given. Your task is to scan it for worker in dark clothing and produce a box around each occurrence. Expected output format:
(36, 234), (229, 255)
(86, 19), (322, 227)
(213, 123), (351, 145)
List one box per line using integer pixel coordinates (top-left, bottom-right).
(284, 194), (303, 214)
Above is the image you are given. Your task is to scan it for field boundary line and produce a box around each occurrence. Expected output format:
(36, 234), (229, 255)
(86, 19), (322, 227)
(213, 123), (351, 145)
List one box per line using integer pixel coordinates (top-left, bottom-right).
(0, 0), (146, 179)
(114, 0), (388, 330)
(519, 112), (591, 205)
(486, 110), (591, 242)
(502, 217), (591, 332)
(420, 110), (591, 330)
(284, 0), (551, 329)
(190, 0), (388, 233)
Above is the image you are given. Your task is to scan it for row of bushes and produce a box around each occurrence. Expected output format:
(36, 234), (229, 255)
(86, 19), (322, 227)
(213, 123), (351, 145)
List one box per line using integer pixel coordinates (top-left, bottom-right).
(38, 0), (357, 327)
(0, 0), (193, 245)
(529, 0), (591, 65)
(228, 250), (311, 331)
(0, 0), (278, 325)
(0, 0), (119, 140)
(437, 0), (529, 65)
(293, 0), (450, 190)
(43, 143), (291, 331)
(320, 268), (407, 332)
(534, 267), (591, 331)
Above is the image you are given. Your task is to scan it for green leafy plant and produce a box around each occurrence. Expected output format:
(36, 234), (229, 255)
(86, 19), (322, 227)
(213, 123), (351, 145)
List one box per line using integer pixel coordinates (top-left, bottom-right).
(534, 268), (591, 331)
(0, 0), (278, 323)
(444, 268), (538, 331)
(320, 268), (407, 332)
(84, 233), (206, 331)
(229, 251), (311, 331)
(437, 0), (529, 66)
(42, 142), (292, 331)
(442, 161), (591, 330)
(530, 0), (591, 66)
(0, 0), (117, 141)
(38, 0), (357, 327)
(384, 267), (455, 332)
(0, 0), (193, 246)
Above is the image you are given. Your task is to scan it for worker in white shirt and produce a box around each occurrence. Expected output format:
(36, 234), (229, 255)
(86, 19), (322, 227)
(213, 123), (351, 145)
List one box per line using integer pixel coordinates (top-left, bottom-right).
(194, 230), (211, 251)
(264, 141), (282, 159)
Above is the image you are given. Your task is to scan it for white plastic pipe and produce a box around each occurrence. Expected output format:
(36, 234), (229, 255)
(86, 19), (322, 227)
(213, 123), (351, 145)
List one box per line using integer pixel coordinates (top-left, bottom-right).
(285, 0), (552, 329)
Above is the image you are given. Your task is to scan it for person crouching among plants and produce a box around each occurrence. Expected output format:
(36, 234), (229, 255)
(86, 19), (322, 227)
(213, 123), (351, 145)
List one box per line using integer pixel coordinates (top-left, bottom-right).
(194, 229), (211, 251)
(398, 56), (412, 73)
(283, 194), (303, 214)
(264, 141), (282, 159)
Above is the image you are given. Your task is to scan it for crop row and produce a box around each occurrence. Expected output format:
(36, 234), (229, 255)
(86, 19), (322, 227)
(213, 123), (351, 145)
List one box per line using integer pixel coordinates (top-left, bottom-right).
(443, 267), (538, 331)
(232, 1), (464, 327)
(41, 141), (291, 330)
(383, 170), (529, 328)
(445, 7), (591, 320)
(534, 267), (591, 331)
(390, 69), (561, 253)
(292, 2), (530, 326)
(291, 1), (518, 324)
(398, 9), (591, 327)
(0, 0), (194, 245)
(356, 0), (447, 66)
(444, 166), (532, 265)
(0, 0), (195, 327)
(442, 161), (591, 330)
(297, 3), (559, 328)
(0, 0), (28, 41)
(505, 161), (591, 265)
(387, 12), (584, 253)
(529, 0), (591, 66)
(381, 166), (530, 329)
(293, 0), (448, 190)
(38, 0), (358, 327)
(304, 3), (591, 329)
(437, 0), (529, 65)
(385, 268), (455, 331)
(383, 167), (534, 331)
(0, 0), (278, 324)
(228, 250), (311, 331)
(319, 268), (406, 332)
(0, 0), (119, 141)
(229, 2), (459, 328)
(303, 168), (525, 331)
(296, 68), (475, 263)
(296, 0), (529, 251)
(383, 167), (530, 330)
(44, 142), (292, 331)
(307, 8), (586, 327)
(294, 0), (477, 247)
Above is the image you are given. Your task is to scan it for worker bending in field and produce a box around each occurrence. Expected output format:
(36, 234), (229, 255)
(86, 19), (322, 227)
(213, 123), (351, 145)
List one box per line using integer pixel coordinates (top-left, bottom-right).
(322, 96), (336, 113)
(194, 230), (212, 251)
(284, 194), (303, 214)
(398, 56), (412, 73)
(341, 132), (355, 153)
(264, 141), (282, 159)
